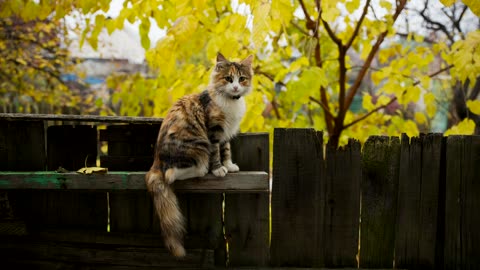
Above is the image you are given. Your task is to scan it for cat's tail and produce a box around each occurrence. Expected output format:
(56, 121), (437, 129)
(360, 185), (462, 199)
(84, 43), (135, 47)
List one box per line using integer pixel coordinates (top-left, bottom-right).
(145, 167), (186, 258)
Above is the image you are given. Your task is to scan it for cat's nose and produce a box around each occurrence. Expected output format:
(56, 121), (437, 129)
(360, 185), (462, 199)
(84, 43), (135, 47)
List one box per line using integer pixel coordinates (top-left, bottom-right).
(233, 86), (238, 91)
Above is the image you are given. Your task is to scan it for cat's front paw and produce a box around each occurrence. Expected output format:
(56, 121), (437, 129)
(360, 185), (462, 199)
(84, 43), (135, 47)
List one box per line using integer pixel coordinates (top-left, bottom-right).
(212, 166), (228, 177)
(224, 160), (239, 172)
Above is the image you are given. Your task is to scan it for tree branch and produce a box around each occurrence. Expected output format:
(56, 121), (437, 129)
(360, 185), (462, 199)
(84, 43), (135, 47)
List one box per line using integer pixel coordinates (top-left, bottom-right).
(343, 0), (407, 113)
(344, 64), (454, 129)
(298, 0), (313, 24)
(309, 96), (335, 120)
(321, 19), (343, 46)
(291, 21), (310, 36)
(419, 0), (454, 43)
(343, 96), (397, 130)
(346, 0), (371, 49)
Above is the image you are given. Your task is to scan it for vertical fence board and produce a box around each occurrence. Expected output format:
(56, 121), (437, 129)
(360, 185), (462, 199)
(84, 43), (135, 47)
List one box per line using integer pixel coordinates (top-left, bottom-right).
(0, 120), (45, 171)
(106, 124), (159, 233)
(271, 128), (323, 266)
(225, 133), (269, 266)
(182, 193), (225, 266)
(360, 136), (400, 268)
(43, 125), (105, 230)
(321, 139), (361, 267)
(395, 134), (442, 269)
(2, 120), (45, 230)
(47, 125), (97, 170)
(445, 136), (480, 270)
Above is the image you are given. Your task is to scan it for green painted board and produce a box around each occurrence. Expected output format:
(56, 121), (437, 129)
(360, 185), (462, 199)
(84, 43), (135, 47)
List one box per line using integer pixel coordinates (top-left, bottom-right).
(0, 171), (269, 192)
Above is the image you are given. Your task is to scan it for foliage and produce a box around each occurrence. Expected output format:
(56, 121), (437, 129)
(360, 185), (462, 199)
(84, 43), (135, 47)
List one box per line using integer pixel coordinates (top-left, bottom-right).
(1, 0), (479, 147)
(0, 16), (73, 112)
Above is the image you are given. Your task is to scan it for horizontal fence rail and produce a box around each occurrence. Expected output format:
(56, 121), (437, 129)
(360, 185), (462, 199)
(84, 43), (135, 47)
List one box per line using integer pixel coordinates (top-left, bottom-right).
(0, 171), (269, 192)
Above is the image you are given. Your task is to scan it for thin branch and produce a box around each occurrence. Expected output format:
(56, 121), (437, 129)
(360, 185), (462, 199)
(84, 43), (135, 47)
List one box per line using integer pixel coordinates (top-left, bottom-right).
(343, 97), (397, 129)
(309, 96), (335, 120)
(419, 0), (454, 43)
(412, 64), (453, 86)
(298, 0), (313, 24)
(346, 0), (371, 49)
(344, 64), (454, 129)
(321, 19), (343, 46)
(291, 21), (310, 36)
(343, 0), (407, 113)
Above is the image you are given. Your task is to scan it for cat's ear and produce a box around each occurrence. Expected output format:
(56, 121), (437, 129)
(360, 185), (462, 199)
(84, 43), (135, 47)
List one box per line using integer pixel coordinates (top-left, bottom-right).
(217, 53), (228, 63)
(240, 55), (254, 66)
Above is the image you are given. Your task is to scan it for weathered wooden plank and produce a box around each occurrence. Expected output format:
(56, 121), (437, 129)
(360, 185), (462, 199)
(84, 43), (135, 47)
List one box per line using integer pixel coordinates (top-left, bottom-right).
(47, 125), (97, 170)
(319, 139), (361, 267)
(0, 238), (214, 268)
(271, 128), (324, 266)
(445, 135), (480, 270)
(359, 136), (400, 268)
(100, 156), (153, 171)
(0, 171), (269, 192)
(0, 120), (46, 171)
(395, 134), (443, 270)
(178, 193), (225, 266)
(225, 133), (270, 267)
(0, 113), (163, 124)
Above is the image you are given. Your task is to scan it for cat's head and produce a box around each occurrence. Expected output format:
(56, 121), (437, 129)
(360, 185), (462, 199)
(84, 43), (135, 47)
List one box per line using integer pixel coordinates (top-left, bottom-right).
(210, 53), (254, 100)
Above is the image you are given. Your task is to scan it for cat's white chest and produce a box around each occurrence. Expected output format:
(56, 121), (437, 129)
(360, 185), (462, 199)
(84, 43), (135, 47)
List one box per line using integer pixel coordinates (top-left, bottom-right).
(215, 96), (246, 142)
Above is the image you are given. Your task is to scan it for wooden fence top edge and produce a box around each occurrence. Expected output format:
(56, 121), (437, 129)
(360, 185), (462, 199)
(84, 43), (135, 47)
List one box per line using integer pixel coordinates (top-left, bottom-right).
(0, 113), (164, 123)
(0, 171), (269, 193)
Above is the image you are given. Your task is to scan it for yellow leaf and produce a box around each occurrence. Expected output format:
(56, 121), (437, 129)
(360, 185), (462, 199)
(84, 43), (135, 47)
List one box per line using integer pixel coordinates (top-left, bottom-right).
(415, 112), (427, 124)
(252, 1), (271, 49)
(362, 93), (375, 111)
(461, 0), (480, 16)
(77, 167), (108, 175)
(424, 92), (437, 118)
(439, 0), (455, 7)
(467, 100), (480, 115)
(404, 120), (420, 138)
(444, 118), (476, 136)
(377, 95), (391, 106)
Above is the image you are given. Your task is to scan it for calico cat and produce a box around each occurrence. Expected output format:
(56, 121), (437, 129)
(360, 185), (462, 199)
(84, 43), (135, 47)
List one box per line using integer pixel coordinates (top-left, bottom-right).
(145, 53), (254, 257)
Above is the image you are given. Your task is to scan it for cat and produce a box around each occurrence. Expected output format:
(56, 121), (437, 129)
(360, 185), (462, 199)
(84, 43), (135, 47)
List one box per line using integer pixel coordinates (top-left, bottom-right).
(145, 53), (254, 258)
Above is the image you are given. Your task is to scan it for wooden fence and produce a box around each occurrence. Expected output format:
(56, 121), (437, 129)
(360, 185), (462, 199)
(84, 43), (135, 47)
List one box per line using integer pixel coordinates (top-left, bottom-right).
(0, 115), (479, 269)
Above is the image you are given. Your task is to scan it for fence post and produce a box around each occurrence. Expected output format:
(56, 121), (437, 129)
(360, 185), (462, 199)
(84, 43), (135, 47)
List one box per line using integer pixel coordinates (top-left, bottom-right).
(444, 135), (480, 270)
(270, 128), (323, 266)
(359, 136), (400, 268)
(321, 139), (361, 267)
(224, 133), (270, 266)
(395, 134), (443, 269)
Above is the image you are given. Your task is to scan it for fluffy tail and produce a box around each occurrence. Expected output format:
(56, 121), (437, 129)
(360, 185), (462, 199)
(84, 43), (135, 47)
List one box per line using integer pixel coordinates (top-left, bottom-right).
(145, 168), (186, 258)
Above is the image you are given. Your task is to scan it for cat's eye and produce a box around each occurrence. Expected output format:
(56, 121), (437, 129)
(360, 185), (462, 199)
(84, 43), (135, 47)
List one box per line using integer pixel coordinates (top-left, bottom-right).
(239, 76), (247, 82)
(224, 76), (233, 83)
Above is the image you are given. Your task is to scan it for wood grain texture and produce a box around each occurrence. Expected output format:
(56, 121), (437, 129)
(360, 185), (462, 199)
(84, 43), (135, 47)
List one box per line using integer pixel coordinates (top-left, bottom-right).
(0, 171), (269, 192)
(0, 113), (163, 124)
(0, 238), (213, 268)
(444, 135), (480, 270)
(319, 139), (361, 267)
(271, 128), (324, 266)
(0, 120), (45, 171)
(225, 133), (270, 266)
(359, 136), (400, 268)
(395, 134), (443, 270)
